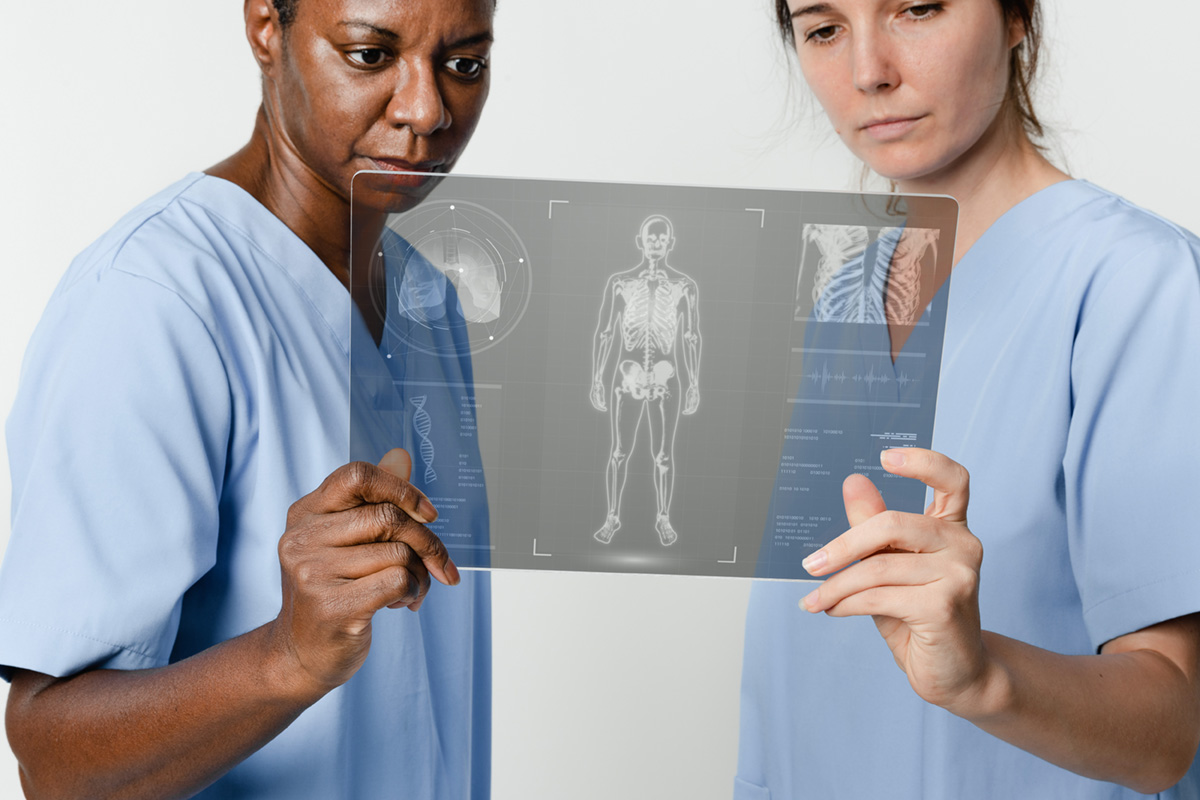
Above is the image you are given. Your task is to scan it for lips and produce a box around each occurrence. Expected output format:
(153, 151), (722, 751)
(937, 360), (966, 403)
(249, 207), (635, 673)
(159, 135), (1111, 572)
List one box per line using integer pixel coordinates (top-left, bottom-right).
(368, 157), (442, 173)
(860, 116), (924, 141)
(364, 158), (443, 188)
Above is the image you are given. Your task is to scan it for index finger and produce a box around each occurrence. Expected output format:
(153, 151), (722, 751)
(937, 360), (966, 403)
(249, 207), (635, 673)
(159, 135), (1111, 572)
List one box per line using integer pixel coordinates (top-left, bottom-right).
(879, 447), (969, 523)
(374, 507), (460, 587)
(312, 461), (438, 524)
(802, 509), (947, 577)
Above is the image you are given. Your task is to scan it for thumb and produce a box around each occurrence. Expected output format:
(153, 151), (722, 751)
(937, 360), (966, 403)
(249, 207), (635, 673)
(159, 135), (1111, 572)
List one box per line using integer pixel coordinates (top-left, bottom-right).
(378, 448), (414, 481)
(843, 472), (887, 528)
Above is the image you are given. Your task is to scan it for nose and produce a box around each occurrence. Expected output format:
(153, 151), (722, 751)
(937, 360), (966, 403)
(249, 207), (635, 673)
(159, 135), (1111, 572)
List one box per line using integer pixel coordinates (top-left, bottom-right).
(386, 60), (451, 136)
(851, 27), (899, 94)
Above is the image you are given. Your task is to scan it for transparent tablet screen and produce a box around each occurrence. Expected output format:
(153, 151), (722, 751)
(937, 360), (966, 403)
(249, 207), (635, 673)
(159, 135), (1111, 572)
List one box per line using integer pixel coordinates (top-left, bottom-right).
(349, 172), (956, 580)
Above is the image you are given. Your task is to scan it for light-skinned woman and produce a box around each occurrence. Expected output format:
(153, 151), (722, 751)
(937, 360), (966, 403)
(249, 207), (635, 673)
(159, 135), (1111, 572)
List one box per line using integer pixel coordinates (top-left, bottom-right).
(736, 2), (1200, 798)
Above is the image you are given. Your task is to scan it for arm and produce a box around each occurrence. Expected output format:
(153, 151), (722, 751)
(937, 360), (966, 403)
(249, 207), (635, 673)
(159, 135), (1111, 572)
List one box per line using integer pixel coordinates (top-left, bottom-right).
(6, 450), (458, 800)
(680, 278), (701, 414)
(590, 277), (620, 411)
(799, 449), (1200, 794)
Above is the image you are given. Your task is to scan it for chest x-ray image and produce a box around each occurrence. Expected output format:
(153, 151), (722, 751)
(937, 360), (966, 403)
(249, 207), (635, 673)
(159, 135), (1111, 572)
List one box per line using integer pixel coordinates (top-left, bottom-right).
(590, 215), (702, 547)
(349, 172), (957, 580)
(799, 224), (940, 326)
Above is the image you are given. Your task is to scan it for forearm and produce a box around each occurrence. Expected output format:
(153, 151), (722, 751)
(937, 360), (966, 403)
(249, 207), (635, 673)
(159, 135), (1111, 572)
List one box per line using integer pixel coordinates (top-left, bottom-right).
(7, 621), (323, 800)
(961, 630), (1200, 793)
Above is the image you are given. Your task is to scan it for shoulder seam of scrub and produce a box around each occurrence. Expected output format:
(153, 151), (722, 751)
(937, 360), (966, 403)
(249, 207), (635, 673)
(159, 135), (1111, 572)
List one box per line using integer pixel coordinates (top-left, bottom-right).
(172, 190), (348, 359)
(52, 181), (199, 299)
(1081, 183), (1196, 244)
(99, 267), (235, 413)
(0, 615), (166, 667)
(1080, 217), (1198, 317)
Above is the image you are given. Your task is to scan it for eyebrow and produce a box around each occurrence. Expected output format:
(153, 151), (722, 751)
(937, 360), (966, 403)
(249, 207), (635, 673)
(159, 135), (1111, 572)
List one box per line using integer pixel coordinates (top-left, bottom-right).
(791, 3), (834, 17)
(341, 20), (398, 41)
(339, 20), (494, 48)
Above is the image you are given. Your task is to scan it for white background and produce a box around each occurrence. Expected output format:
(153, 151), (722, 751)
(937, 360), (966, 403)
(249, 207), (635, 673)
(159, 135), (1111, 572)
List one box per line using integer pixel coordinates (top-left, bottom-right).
(1, 2), (1197, 798)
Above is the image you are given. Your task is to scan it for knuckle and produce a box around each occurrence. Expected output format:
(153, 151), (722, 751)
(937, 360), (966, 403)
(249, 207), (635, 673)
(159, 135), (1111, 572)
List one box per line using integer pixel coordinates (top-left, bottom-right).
(954, 562), (981, 593)
(953, 463), (971, 490)
(374, 502), (407, 534)
(278, 531), (305, 565)
(424, 532), (448, 562)
(961, 534), (984, 565)
(389, 541), (416, 566)
(291, 560), (320, 587)
(390, 567), (416, 600)
(879, 509), (905, 532)
(343, 460), (376, 491)
(285, 499), (306, 527)
(864, 553), (891, 578)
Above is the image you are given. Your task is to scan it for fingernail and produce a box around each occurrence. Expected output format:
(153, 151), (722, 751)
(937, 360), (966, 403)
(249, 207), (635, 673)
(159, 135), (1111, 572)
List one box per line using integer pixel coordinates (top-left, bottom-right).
(802, 549), (827, 573)
(881, 449), (906, 468)
(417, 498), (438, 523)
(800, 588), (821, 612)
(446, 559), (461, 585)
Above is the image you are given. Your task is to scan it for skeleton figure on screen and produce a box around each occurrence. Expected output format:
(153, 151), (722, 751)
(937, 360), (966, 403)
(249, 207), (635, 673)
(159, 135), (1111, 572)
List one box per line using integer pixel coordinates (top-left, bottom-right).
(589, 215), (702, 546)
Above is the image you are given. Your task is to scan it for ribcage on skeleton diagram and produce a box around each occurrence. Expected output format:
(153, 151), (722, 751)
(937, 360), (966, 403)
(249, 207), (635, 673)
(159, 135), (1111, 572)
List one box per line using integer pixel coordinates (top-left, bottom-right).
(619, 278), (682, 353)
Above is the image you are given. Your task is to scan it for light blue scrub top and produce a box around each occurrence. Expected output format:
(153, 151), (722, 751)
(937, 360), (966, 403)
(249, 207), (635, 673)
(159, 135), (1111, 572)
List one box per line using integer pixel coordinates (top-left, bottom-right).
(736, 181), (1200, 799)
(0, 174), (491, 799)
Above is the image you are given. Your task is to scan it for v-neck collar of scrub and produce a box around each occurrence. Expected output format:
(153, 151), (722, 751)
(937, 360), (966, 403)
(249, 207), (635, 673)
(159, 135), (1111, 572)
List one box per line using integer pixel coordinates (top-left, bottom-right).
(949, 179), (1104, 310)
(182, 172), (354, 357)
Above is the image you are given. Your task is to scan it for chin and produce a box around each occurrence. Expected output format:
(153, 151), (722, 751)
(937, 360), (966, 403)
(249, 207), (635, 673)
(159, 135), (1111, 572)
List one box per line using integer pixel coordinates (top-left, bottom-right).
(859, 150), (954, 187)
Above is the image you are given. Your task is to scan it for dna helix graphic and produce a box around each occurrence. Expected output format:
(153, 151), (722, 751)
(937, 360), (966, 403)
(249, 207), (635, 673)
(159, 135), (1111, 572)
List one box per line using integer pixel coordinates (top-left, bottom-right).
(411, 395), (437, 484)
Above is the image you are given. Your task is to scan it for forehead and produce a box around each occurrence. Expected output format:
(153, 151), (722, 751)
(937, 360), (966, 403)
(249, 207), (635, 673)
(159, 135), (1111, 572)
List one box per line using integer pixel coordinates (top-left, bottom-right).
(642, 219), (671, 235)
(294, 0), (495, 35)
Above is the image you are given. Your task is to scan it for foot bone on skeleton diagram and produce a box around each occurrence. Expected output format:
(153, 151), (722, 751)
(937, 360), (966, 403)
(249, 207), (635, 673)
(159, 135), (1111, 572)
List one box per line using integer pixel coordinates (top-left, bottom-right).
(590, 215), (701, 547)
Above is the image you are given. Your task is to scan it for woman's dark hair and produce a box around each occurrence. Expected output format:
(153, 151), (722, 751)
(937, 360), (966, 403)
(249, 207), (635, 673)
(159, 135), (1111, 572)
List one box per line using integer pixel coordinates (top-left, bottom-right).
(772, 0), (1044, 142)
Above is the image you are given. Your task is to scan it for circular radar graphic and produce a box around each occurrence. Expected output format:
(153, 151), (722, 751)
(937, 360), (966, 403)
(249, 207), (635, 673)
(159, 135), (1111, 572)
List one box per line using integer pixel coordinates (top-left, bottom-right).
(374, 199), (532, 356)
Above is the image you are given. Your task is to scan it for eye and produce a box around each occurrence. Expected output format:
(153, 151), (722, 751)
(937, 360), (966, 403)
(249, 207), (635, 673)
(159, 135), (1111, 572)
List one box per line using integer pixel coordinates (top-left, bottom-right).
(346, 47), (392, 68)
(804, 24), (843, 45)
(445, 56), (488, 81)
(903, 3), (943, 20)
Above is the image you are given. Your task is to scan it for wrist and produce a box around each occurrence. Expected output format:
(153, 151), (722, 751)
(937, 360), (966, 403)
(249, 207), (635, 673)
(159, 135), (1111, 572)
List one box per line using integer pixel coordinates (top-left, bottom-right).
(256, 620), (336, 708)
(946, 631), (1016, 722)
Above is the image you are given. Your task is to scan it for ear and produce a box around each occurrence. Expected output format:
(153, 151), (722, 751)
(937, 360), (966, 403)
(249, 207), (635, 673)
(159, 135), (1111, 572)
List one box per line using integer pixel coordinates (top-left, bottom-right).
(245, 0), (284, 75)
(1006, 12), (1027, 50)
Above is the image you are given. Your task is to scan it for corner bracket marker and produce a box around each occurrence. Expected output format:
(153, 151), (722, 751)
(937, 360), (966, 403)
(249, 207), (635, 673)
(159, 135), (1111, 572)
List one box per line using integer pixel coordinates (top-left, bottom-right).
(718, 546), (738, 564)
(533, 539), (552, 557)
(745, 208), (765, 228)
(548, 200), (569, 219)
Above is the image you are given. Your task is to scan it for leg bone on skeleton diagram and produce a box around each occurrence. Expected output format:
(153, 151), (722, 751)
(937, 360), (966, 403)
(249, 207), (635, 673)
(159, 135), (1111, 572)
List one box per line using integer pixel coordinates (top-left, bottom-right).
(590, 215), (701, 547)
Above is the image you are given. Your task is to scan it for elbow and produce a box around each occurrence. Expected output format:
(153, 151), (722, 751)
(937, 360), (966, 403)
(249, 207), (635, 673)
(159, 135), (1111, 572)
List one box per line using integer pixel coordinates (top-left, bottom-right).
(6, 672), (85, 800)
(1122, 733), (1200, 795)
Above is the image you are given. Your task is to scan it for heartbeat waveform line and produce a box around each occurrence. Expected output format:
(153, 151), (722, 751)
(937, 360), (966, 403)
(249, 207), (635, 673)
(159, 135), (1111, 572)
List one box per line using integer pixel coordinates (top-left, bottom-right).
(803, 360), (918, 395)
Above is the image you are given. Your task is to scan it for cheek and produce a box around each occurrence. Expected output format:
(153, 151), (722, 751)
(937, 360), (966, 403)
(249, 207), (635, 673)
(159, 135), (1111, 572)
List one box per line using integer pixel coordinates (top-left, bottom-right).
(800, 62), (853, 131)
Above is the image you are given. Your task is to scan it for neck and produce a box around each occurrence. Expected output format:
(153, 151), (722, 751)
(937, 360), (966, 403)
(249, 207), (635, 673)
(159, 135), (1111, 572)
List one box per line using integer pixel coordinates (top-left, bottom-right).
(895, 119), (1069, 266)
(207, 106), (380, 289)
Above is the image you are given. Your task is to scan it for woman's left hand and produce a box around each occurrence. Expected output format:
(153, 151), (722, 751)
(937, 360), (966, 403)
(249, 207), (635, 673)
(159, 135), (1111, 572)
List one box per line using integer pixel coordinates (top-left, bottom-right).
(800, 448), (995, 714)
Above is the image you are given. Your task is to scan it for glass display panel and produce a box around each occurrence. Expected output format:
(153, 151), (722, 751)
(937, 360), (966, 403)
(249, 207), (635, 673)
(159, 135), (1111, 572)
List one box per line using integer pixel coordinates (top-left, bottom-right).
(349, 172), (957, 580)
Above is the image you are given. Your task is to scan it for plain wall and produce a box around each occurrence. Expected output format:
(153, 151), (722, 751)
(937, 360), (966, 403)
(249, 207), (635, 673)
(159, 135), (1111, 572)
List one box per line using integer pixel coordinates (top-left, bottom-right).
(1, 2), (1197, 798)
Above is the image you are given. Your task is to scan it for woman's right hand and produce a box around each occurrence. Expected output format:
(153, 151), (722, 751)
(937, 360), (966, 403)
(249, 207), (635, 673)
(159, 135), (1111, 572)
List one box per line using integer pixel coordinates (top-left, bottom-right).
(269, 448), (459, 699)
(799, 448), (995, 716)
